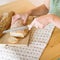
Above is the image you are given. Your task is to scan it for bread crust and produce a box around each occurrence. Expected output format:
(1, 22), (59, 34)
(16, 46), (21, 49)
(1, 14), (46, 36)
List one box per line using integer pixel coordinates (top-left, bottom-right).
(0, 11), (15, 37)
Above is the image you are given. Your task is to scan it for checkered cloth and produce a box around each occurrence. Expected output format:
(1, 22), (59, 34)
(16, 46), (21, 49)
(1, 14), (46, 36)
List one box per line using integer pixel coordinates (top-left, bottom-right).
(0, 23), (55, 60)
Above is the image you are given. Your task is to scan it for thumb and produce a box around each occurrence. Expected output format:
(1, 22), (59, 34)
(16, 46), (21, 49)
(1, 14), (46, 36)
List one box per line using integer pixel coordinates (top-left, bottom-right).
(28, 24), (33, 30)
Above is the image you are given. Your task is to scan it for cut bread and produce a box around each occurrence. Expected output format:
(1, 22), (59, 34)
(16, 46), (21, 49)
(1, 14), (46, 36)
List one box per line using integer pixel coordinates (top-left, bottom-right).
(10, 17), (29, 38)
(8, 36), (19, 44)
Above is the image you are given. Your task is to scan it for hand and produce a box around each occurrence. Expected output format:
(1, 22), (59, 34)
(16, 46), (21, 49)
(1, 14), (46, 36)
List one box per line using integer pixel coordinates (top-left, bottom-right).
(11, 13), (29, 25)
(28, 18), (44, 30)
(28, 14), (51, 30)
(20, 13), (29, 25)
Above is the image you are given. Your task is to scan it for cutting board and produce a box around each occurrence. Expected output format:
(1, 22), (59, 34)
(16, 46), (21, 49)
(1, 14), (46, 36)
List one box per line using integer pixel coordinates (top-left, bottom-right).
(0, 0), (60, 60)
(0, 15), (34, 45)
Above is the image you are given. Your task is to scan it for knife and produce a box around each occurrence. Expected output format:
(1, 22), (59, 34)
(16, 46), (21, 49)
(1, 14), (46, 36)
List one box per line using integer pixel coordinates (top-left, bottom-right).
(3, 25), (30, 34)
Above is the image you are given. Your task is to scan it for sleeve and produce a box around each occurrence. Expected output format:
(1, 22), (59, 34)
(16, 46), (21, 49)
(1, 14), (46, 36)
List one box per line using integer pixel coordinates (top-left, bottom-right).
(49, 0), (60, 17)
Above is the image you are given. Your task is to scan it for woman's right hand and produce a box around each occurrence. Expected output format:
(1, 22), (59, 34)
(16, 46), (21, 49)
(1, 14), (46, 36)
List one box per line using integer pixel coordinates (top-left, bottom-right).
(28, 14), (51, 30)
(28, 18), (44, 30)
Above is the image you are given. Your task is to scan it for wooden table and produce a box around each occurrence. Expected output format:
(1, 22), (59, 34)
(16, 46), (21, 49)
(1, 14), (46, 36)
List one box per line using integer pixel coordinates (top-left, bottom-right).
(0, 0), (60, 60)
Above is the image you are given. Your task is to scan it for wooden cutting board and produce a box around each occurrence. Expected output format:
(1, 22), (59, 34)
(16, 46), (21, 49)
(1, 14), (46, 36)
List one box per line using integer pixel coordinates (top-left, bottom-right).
(0, 15), (34, 45)
(0, 0), (60, 60)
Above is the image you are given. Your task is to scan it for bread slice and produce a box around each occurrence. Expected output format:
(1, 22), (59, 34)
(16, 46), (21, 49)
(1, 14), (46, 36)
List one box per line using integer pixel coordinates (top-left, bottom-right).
(0, 32), (30, 45)
(10, 30), (28, 38)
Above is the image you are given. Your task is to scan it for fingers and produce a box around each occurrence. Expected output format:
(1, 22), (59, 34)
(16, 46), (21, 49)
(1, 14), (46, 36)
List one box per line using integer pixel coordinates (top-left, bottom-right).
(11, 13), (28, 25)
(28, 18), (44, 30)
(36, 20), (43, 28)
(20, 13), (29, 25)
(33, 18), (44, 29)
(11, 14), (20, 24)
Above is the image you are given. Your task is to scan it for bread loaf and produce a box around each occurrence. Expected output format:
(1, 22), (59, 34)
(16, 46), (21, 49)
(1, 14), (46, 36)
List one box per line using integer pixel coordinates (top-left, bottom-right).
(0, 11), (15, 37)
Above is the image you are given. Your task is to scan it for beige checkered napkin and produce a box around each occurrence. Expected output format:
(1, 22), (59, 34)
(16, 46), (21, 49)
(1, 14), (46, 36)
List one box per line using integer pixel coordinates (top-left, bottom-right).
(0, 23), (55, 60)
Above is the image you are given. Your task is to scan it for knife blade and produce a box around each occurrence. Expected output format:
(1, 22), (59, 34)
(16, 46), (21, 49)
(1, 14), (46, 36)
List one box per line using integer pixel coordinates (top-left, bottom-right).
(3, 25), (29, 34)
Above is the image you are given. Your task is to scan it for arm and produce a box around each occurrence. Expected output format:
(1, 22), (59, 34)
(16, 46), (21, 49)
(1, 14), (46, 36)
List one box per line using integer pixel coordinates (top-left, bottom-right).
(29, 4), (49, 16)
(18, 4), (49, 24)
(15, 0), (50, 24)
(28, 0), (50, 16)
